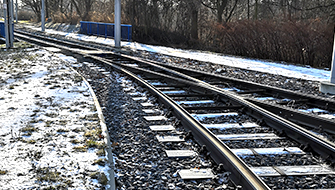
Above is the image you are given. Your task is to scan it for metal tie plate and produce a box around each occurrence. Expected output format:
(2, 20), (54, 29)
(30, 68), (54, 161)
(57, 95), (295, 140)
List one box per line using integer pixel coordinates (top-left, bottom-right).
(162, 90), (186, 94)
(178, 169), (214, 180)
(252, 165), (335, 177)
(156, 135), (185, 142)
(204, 122), (259, 129)
(192, 112), (239, 120)
(319, 114), (335, 119)
(142, 109), (160, 114)
(232, 147), (305, 156)
(176, 100), (215, 105)
(144, 116), (167, 121)
(217, 133), (284, 141)
(150, 125), (175, 131)
(165, 150), (197, 158)
(141, 103), (155, 107)
(156, 87), (176, 90)
(132, 97), (147, 101)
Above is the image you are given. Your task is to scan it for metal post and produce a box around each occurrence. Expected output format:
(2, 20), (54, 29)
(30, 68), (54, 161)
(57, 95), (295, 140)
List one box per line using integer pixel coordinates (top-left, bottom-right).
(114, 0), (121, 48)
(331, 34), (335, 83)
(41, 0), (45, 32)
(4, 0), (13, 48)
(15, 0), (17, 23)
(9, 0), (13, 44)
(3, 0), (9, 48)
(320, 32), (335, 94)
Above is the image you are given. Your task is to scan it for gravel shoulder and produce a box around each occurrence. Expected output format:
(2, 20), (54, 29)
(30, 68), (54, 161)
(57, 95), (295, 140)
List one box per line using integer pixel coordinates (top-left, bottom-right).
(0, 44), (111, 189)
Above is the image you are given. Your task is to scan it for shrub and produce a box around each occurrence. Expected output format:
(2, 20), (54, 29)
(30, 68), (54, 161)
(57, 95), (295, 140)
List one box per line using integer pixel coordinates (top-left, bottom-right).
(208, 20), (333, 68)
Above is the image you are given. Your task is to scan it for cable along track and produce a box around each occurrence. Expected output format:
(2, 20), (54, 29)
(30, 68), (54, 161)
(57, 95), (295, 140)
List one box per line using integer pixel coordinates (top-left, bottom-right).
(15, 30), (335, 189)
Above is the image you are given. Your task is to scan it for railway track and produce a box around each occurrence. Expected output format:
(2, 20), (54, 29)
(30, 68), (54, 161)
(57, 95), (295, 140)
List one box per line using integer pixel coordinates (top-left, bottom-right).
(14, 28), (335, 189)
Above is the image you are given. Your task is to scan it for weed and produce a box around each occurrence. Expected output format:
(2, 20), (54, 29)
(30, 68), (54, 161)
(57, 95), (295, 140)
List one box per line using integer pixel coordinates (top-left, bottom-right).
(93, 158), (106, 166)
(21, 125), (38, 133)
(26, 139), (36, 144)
(36, 167), (61, 182)
(84, 129), (102, 139)
(57, 128), (69, 133)
(45, 132), (54, 137)
(45, 120), (54, 127)
(99, 173), (108, 185)
(0, 170), (8, 175)
(28, 55), (37, 61)
(29, 119), (39, 124)
(69, 109), (80, 112)
(58, 120), (67, 126)
(34, 151), (43, 160)
(86, 139), (101, 148)
(90, 106), (97, 112)
(45, 112), (58, 118)
(80, 113), (99, 121)
(74, 76), (83, 83)
(89, 172), (108, 185)
(73, 146), (87, 152)
(96, 149), (106, 156)
(70, 139), (80, 144)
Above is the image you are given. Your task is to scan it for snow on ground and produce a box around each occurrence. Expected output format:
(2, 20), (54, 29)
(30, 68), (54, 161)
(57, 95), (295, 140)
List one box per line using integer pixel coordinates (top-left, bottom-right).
(23, 24), (331, 82)
(0, 46), (110, 189)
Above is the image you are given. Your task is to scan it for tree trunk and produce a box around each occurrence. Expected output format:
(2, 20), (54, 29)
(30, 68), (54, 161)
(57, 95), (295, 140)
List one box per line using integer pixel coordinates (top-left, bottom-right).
(191, 8), (198, 40)
(280, 0), (286, 20)
(45, 0), (49, 19)
(254, 0), (258, 20)
(247, 0), (250, 19)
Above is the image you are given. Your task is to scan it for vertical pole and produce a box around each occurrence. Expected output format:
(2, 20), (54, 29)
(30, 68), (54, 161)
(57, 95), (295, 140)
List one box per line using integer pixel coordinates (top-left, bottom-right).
(331, 33), (335, 83)
(41, 0), (45, 32)
(4, 0), (13, 48)
(114, 0), (121, 48)
(4, 0), (9, 48)
(9, 0), (13, 45)
(15, 0), (17, 23)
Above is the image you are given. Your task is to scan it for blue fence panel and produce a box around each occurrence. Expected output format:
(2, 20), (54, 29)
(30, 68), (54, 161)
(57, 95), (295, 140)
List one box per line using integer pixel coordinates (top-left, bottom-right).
(0, 22), (14, 38)
(80, 22), (88, 34)
(0, 22), (5, 38)
(80, 21), (132, 41)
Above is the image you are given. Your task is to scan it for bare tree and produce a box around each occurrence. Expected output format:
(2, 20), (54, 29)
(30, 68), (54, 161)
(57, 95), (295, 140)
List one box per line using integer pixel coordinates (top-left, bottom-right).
(70, 0), (95, 20)
(21, 0), (42, 21)
(201, 0), (239, 23)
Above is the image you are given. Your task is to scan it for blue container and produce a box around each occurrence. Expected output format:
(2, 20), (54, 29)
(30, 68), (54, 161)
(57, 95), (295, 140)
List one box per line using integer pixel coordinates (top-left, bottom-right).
(0, 21), (14, 38)
(80, 21), (132, 42)
(0, 22), (5, 38)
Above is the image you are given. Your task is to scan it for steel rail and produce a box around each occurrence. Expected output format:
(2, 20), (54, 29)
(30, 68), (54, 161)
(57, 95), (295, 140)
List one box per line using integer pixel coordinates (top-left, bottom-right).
(15, 30), (335, 161)
(247, 98), (335, 135)
(14, 30), (270, 190)
(16, 31), (335, 162)
(16, 31), (335, 188)
(87, 54), (271, 190)
(116, 55), (335, 135)
(117, 63), (335, 163)
(141, 57), (335, 111)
